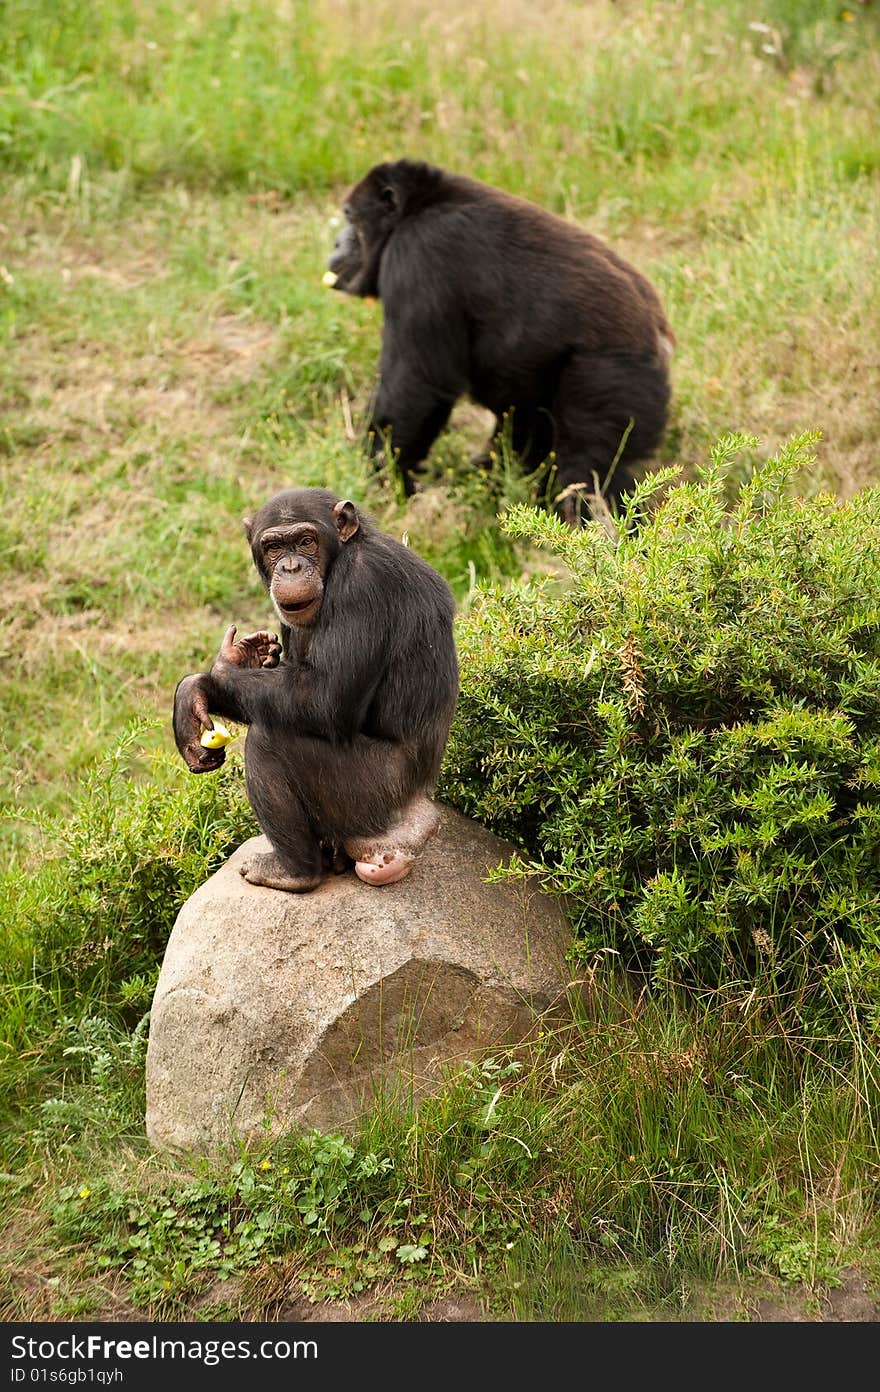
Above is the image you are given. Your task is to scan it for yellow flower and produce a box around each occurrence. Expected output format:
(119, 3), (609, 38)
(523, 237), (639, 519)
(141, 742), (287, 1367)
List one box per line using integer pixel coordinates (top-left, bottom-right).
(259, 1159), (272, 1171)
(78, 1186), (91, 1199)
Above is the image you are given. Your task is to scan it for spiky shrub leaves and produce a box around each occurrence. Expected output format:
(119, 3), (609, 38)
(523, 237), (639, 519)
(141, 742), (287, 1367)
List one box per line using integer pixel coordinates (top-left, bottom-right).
(440, 434), (880, 1029)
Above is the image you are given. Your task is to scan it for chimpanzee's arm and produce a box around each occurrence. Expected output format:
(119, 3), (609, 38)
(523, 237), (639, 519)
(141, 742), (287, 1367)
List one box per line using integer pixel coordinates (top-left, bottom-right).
(367, 278), (469, 479)
(173, 674), (235, 773)
(368, 354), (456, 477)
(205, 618), (386, 742)
(173, 628), (282, 774)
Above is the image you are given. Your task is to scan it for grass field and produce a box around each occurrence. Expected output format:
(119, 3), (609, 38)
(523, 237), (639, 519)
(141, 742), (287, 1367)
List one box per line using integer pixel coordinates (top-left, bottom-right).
(2, 0), (880, 1323)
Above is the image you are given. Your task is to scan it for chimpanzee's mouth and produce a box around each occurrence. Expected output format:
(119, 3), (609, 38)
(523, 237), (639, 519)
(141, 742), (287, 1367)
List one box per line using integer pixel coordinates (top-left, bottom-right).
(278, 598), (316, 618)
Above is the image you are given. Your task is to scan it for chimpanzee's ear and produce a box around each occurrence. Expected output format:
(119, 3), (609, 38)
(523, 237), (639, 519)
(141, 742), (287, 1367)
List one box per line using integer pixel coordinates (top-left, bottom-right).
(333, 499), (360, 543)
(242, 517), (253, 543)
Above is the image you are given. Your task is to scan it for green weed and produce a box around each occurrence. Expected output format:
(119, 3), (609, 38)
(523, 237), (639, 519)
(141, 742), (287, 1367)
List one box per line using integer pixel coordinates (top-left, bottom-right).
(2, 0), (880, 1324)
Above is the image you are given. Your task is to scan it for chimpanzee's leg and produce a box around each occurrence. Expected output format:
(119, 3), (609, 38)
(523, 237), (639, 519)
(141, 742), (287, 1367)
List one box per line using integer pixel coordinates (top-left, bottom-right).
(239, 728), (324, 892)
(306, 734), (442, 887)
(551, 351), (670, 522)
(239, 729), (443, 892)
(343, 796), (441, 885)
(368, 347), (460, 496)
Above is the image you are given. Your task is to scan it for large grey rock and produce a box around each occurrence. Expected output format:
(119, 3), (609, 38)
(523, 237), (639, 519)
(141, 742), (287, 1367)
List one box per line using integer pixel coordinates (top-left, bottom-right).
(146, 805), (571, 1152)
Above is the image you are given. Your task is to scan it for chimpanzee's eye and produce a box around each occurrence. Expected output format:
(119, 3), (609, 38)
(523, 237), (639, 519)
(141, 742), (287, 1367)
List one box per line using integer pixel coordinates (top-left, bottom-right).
(300, 536), (318, 554)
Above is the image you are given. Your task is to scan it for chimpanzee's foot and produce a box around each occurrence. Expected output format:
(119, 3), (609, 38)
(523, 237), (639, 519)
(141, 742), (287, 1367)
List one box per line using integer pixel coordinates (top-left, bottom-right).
(353, 849), (416, 886)
(239, 849), (322, 893)
(344, 796), (441, 888)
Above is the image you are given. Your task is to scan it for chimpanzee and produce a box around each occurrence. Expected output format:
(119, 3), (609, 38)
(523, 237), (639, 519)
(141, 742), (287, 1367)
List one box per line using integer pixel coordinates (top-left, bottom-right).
(173, 487), (459, 891)
(326, 159), (675, 522)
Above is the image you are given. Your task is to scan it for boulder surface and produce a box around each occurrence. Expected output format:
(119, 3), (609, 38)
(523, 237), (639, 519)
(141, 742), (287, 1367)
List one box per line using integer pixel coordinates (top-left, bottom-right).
(146, 804), (571, 1151)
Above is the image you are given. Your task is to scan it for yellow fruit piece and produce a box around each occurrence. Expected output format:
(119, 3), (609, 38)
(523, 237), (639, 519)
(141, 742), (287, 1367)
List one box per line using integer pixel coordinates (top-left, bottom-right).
(200, 722), (234, 749)
(322, 270), (338, 288)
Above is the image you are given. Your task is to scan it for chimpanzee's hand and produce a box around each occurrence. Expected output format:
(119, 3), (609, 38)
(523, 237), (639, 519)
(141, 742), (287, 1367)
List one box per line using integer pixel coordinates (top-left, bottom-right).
(216, 625), (282, 669)
(173, 674), (227, 774)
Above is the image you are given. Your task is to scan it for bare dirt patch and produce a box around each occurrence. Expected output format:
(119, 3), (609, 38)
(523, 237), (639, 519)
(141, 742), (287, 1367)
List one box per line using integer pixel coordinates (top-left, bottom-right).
(15, 324), (275, 458)
(180, 314), (278, 385)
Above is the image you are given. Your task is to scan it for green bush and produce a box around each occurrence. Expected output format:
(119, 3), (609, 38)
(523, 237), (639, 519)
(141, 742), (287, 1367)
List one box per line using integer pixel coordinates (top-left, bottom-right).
(0, 726), (257, 1108)
(441, 434), (880, 1030)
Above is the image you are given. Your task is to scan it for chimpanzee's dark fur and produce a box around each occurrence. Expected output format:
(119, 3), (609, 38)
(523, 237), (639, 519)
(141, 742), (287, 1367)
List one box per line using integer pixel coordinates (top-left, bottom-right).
(173, 487), (459, 888)
(327, 159), (675, 521)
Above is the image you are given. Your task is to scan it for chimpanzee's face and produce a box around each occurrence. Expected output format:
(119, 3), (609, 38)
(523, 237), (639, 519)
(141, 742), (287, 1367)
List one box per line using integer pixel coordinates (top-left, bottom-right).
(243, 492), (361, 629)
(326, 171), (399, 297)
(326, 217), (363, 292)
(253, 521), (330, 629)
